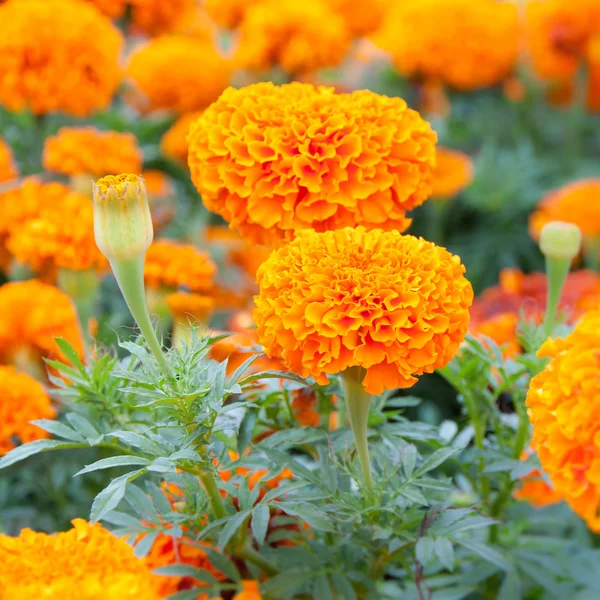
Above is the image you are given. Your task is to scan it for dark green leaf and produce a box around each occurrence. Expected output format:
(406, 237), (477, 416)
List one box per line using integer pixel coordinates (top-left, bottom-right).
(251, 503), (270, 546)
(90, 470), (146, 523)
(313, 574), (333, 600)
(0, 439), (87, 469)
(30, 419), (85, 442)
(435, 537), (455, 571)
(217, 510), (250, 549)
(75, 456), (151, 477)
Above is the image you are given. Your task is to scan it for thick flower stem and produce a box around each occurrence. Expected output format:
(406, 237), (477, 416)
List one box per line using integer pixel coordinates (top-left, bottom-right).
(198, 470), (228, 520)
(543, 256), (570, 338)
(340, 368), (374, 489)
(110, 256), (171, 378)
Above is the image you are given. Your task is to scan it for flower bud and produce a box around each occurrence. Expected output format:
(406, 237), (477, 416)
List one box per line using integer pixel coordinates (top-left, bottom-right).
(93, 174), (153, 263)
(539, 221), (582, 261)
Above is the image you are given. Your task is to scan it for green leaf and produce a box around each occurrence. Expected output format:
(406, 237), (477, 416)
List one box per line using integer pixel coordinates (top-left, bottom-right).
(457, 540), (513, 572)
(109, 431), (164, 456)
(154, 565), (219, 583)
(416, 537), (436, 565)
(0, 439), (88, 469)
(147, 457), (177, 473)
(75, 456), (151, 477)
(497, 573), (521, 600)
(90, 470), (146, 523)
(416, 447), (458, 476)
(238, 370), (307, 387)
(313, 574), (333, 600)
(228, 353), (260, 385)
(237, 409), (258, 455)
(272, 502), (333, 531)
(201, 547), (241, 582)
(331, 574), (357, 600)
(134, 530), (159, 558)
(30, 419), (85, 442)
(435, 537), (455, 571)
(251, 503), (270, 546)
(53, 337), (86, 371)
(403, 444), (418, 478)
(64, 413), (102, 443)
(217, 510), (251, 550)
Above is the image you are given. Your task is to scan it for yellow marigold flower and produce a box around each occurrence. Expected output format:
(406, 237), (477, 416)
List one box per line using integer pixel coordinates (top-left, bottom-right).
(234, 0), (350, 74)
(205, 0), (259, 28)
(0, 137), (18, 182)
(0, 519), (161, 599)
(254, 227), (473, 395)
(526, 309), (600, 531)
(84, 0), (128, 18)
(43, 127), (143, 178)
(144, 239), (216, 293)
(529, 179), (600, 240)
(233, 580), (263, 600)
(326, 0), (390, 37)
(188, 82), (437, 246)
(127, 36), (229, 113)
(0, 0), (123, 117)
(0, 366), (55, 455)
(513, 449), (562, 508)
(431, 148), (474, 200)
(130, 0), (197, 36)
(161, 111), (203, 164)
(167, 292), (215, 323)
(374, 0), (519, 90)
(0, 280), (84, 366)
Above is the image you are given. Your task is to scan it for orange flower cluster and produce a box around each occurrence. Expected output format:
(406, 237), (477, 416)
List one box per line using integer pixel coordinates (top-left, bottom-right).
(204, 0), (257, 28)
(527, 309), (600, 531)
(254, 227), (473, 395)
(144, 239), (216, 293)
(0, 137), (17, 182)
(43, 127), (143, 177)
(189, 82), (437, 246)
(0, 519), (161, 599)
(470, 268), (600, 356)
(0, 0), (123, 116)
(327, 0), (390, 37)
(374, 0), (519, 90)
(0, 280), (83, 366)
(0, 366), (55, 455)
(529, 179), (600, 240)
(513, 450), (562, 508)
(127, 36), (229, 113)
(85, 0), (127, 18)
(161, 111), (203, 164)
(233, 581), (262, 600)
(167, 292), (215, 323)
(291, 387), (338, 429)
(431, 148), (474, 200)
(129, 0), (197, 36)
(234, 0), (350, 74)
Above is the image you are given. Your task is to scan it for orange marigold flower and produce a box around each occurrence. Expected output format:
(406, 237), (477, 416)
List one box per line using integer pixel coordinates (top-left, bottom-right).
(326, 0), (390, 37)
(431, 148), (474, 200)
(161, 111), (203, 164)
(0, 519), (161, 599)
(374, 0), (519, 90)
(205, 0), (258, 28)
(0, 366), (55, 455)
(0, 280), (84, 366)
(167, 292), (215, 323)
(130, 0), (197, 36)
(84, 0), (127, 18)
(526, 309), (600, 531)
(188, 82), (437, 246)
(0, 137), (18, 182)
(254, 227), (473, 395)
(0, 0), (123, 116)
(127, 36), (229, 113)
(513, 449), (562, 508)
(144, 239), (216, 293)
(234, 0), (350, 74)
(233, 580), (263, 600)
(43, 127), (143, 178)
(530, 179), (600, 240)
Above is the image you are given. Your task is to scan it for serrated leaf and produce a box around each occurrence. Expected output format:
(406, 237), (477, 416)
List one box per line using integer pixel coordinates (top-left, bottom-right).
(109, 431), (163, 456)
(237, 409), (258, 455)
(125, 484), (160, 523)
(217, 510), (250, 550)
(201, 547), (241, 582)
(416, 447), (458, 476)
(435, 537), (455, 571)
(272, 501), (333, 531)
(403, 444), (418, 478)
(457, 540), (513, 572)
(398, 486), (429, 505)
(416, 537), (436, 565)
(53, 337), (86, 370)
(0, 439), (87, 469)
(65, 413), (102, 443)
(251, 503), (270, 546)
(134, 530), (159, 558)
(30, 419), (85, 442)
(238, 370), (307, 387)
(75, 455), (151, 476)
(331, 574), (357, 600)
(313, 574), (333, 600)
(90, 470), (146, 523)
(147, 457), (177, 473)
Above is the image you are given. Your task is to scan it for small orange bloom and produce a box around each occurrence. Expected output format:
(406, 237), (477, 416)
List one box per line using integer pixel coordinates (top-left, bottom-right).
(431, 148), (474, 200)
(189, 82), (437, 246)
(167, 292), (215, 324)
(161, 111), (204, 164)
(233, 580), (263, 600)
(142, 170), (176, 232)
(205, 0), (259, 29)
(254, 227), (473, 395)
(0, 137), (18, 182)
(0, 0), (123, 116)
(513, 450), (562, 508)
(84, 0), (128, 19)
(326, 0), (390, 37)
(130, 0), (198, 37)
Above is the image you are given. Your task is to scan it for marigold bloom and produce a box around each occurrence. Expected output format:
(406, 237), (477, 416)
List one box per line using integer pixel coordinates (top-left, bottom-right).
(527, 309), (600, 530)
(0, 0), (123, 116)
(127, 36), (229, 113)
(0, 519), (161, 599)
(0, 366), (55, 455)
(233, 581), (263, 600)
(43, 127), (143, 178)
(167, 292), (215, 323)
(161, 111), (203, 164)
(189, 82), (437, 246)
(205, 0), (258, 28)
(431, 148), (474, 200)
(144, 239), (216, 293)
(0, 137), (18, 182)
(326, 0), (389, 37)
(513, 450), (562, 508)
(374, 0), (519, 90)
(130, 0), (197, 36)
(530, 179), (600, 240)
(84, 0), (127, 18)
(234, 0), (350, 74)
(254, 227), (473, 395)
(0, 280), (84, 366)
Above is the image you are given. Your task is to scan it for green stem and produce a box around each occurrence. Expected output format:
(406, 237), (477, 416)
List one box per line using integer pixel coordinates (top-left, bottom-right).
(543, 256), (570, 338)
(110, 256), (171, 378)
(198, 470), (228, 520)
(238, 545), (278, 576)
(340, 368), (374, 489)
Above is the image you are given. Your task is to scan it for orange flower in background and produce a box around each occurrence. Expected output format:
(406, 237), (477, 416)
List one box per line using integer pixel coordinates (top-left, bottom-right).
(142, 170), (176, 232)
(0, 0), (123, 116)
(0, 366), (56, 455)
(234, 0), (350, 75)
(144, 239), (216, 293)
(529, 179), (600, 240)
(0, 519), (161, 599)
(0, 137), (18, 182)
(127, 36), (230, 113)
(167, 292), (215, 323)
(43, 127), (143, 178)
(130, 0), (197, 36)
(161, 111), (203, 164)
(431, 148), (474, 200)
(374, 0), (519, 90)
(233, 580), (263, 600)
(85, 0), (127, 18)
(327, 0), (390, 37)
(513, 450), (562, 508)
(189, 82), (437, 246)
(527, 309), (600, 531)
(205, 0), (259, 28)
(0, 280), (84, 367)
(254, 227), (473, 395)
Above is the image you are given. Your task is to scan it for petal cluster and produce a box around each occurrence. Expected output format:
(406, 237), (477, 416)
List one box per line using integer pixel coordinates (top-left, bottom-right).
(161, 111), (204, 164)
(526, 309), (600, 531)
(254, 227), (473, 395)
(43, 127), (143, 177)
(129, 0), (197, 36)
(0, 137), (18, 183)
(431, 148), (474, 200)
(0, 0), (123, 116)
(188, 82), (437, 246)
(374, 0), (519, 90)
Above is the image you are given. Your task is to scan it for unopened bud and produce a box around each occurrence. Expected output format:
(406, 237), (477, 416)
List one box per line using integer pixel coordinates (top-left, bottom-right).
(539, 221), (582, 261)
(93, 174), (153, 263)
